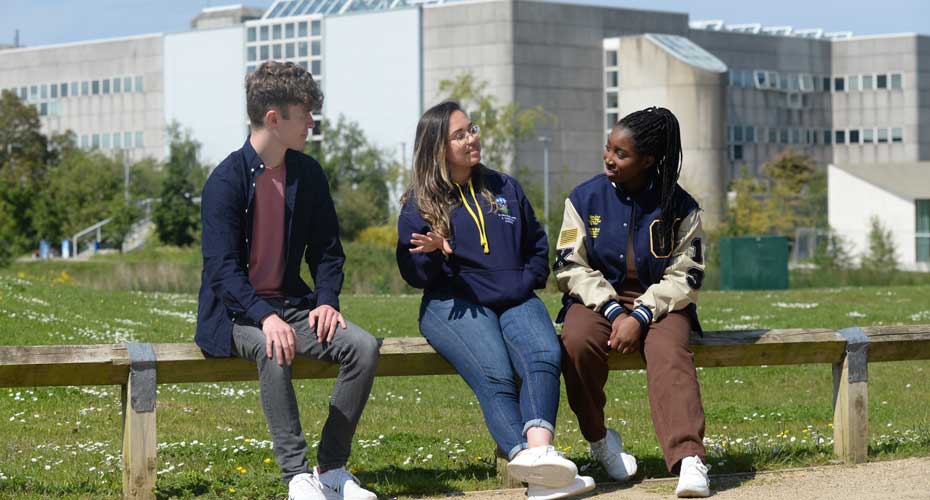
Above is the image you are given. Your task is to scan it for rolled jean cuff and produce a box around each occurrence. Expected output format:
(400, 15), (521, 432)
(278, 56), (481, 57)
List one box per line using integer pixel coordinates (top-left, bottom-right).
(522, 418), (555, 437)
(508, 442), (528, 460)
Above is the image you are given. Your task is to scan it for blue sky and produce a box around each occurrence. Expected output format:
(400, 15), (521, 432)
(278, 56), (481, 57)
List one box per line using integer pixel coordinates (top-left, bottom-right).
(1, 0), (928, 47)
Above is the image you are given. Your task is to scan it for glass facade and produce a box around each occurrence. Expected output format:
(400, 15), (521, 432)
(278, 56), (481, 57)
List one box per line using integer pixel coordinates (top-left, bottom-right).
(918, 200), (930, 264)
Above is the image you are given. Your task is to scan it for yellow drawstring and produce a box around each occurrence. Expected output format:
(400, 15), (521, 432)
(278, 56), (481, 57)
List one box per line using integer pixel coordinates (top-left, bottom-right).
(456, 179), (490, 254)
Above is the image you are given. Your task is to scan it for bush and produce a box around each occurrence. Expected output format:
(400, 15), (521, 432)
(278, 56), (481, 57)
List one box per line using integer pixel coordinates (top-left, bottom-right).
(356, 225), (397, 248)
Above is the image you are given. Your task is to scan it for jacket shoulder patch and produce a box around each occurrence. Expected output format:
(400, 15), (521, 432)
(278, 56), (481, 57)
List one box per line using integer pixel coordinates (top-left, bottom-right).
(558, 228), (579, 247)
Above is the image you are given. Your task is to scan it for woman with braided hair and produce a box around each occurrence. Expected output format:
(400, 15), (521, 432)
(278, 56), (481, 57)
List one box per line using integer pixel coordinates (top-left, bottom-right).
(553, 107), (710, 497)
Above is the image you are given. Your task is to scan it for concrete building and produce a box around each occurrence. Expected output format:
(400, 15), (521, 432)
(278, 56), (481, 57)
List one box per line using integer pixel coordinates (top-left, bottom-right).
(828, 162), (930, 270)
(2, 0), (928, 229)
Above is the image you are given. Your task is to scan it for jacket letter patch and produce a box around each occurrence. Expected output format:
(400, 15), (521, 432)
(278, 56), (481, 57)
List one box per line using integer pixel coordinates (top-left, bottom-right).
(553, 248), (574, 270)
(689, 238), (704, 264)
(686, 267), (704, 290)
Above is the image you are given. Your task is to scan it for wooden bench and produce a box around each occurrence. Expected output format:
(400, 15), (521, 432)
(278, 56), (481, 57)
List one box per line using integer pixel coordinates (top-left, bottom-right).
(1, 325), (929, 499)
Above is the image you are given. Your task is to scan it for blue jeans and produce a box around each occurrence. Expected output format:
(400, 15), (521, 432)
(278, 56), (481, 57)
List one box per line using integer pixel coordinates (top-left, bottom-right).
(419, 290), (562, 459)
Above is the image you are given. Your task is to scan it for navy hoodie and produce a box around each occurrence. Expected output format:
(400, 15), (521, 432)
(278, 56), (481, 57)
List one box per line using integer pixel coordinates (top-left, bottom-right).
(396, 168), (549, 310)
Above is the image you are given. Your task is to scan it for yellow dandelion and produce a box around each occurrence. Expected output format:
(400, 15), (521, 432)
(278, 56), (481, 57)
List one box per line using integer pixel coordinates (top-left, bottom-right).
(264, 458), (272, 465)
(229, 487), (236, 493)
(244, 438), (251, 444)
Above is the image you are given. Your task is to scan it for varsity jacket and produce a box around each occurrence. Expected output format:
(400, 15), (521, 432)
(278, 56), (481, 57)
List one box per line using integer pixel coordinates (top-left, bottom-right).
(553, 173), (704, 332)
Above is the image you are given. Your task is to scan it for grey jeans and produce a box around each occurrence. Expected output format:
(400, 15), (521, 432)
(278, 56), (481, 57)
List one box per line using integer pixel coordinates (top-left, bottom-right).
(231, 299), (380, 483)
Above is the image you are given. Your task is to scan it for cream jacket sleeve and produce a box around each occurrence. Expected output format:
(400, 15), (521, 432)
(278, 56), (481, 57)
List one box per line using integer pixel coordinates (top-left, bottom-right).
(631, 207), (705, 327)
(553, 198), (619, 314)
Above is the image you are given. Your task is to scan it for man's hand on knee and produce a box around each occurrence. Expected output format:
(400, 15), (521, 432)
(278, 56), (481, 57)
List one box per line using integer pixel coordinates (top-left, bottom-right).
(262, 313), (296, 366)
(308, 304), (347, 344)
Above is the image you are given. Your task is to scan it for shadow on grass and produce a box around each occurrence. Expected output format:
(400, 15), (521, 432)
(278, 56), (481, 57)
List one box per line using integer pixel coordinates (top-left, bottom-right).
(357, 463), (499, 497)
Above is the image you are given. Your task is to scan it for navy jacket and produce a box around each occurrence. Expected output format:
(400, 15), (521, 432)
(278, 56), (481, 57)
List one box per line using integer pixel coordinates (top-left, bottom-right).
(553, 174), (704, 331)
(396, 168), (549, 310)
(195, 138), (344, 357)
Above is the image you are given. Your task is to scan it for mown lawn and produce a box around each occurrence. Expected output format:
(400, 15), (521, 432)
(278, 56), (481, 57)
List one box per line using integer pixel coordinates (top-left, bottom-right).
(0, 269), (928, 499)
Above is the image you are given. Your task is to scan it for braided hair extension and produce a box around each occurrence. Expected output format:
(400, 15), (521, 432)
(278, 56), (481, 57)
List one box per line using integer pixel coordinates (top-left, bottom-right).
(616, 106), (683, 250)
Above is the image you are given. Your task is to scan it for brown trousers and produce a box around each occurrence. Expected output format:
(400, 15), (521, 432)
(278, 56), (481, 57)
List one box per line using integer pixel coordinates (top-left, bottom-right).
(560, 303), (706, 473)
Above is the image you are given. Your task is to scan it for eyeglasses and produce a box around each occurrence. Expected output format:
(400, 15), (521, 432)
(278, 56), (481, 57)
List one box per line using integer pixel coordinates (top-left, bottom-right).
(450, 124), (481, 144)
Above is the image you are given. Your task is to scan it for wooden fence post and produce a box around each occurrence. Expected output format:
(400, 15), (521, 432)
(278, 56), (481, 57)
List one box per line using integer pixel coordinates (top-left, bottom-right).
(121, 343), (157, 500)
(832, 327), (869, 464)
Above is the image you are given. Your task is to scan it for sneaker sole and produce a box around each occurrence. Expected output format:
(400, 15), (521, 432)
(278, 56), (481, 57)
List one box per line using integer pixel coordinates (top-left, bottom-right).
(507, 462), (578, 488)
(528, 480), (596, 500)
(675, 486), (710, 498)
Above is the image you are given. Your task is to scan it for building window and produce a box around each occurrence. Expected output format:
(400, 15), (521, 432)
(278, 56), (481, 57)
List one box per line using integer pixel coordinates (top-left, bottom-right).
(299, 60), (308, 70)
(833, 77), (845, 92)
(114, 132), (122, 149)
(606, 71), (618, 88)
(822, 76), (831, 92)
(92, 134), (100, 148)
(135, 76), (143, 92)
(285, 23), (295, 39)
(102, 79), (110, 94)
(862, 74), (874, 90)
(767, 128), (776, 143)
(92, 80), (100, 95)
(606, 92), (618, 109)
(248, 27), (256, 42)
(891, 73), (903, 90)
(732, 144), (743, 160)
(50, 84), (57, 98)
(285, 43), (295, 58)
(114, 77), (121, 93)
(824, 129), (832, 145)
(70, 82), (78, 96)
(260, 25), (269, 41)
(311, 20), (321, 36)
(849, 129), (860, 143)
(892, 127), (903, 143)
(124, 76), (132, 92)
(311, 59), (321, 76)
(260, 45), (269, 60)
(876, 74), (888, 89)
(607, 113), (618, 129)
(247, 64), (256, 74)
(60, 82), (68, 97)
(863, 128), (874, 143)
(81, 135), (89, 148)
(298, 21), (308, 37)
(917, 200), (930, 264)
(847, 74), (860, 91)
(273, 44), (282, 59)
(779, 128), (789, 144)
(298, 42), (308, 58)
(733, 125), (743, 143)
(102, 133), (111, 149)
(311, 40), (321, 56)
(836, 130), (846, 144)
(272, 24), (282, 40)
(124, 131), (133, 148)
(135, 131), (144, 148)
(877, 128), (888, 143)
(248, 46), (257, 61)
(606, 50), (618, 67)
(39, 102), (48, 116)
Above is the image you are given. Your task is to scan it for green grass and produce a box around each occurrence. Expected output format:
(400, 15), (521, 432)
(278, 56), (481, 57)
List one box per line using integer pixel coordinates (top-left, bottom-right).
(0, 269), (929, 499)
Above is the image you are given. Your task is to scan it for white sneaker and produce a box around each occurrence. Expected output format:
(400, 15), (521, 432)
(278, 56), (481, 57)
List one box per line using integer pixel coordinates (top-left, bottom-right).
(675, 456), (710, 498)
(507, 445), (578, 487)
(589, 428), (638, 481)
(289, 472), (326, 500)
(527, 475), (596, 500)
(317, 466), (378, 500)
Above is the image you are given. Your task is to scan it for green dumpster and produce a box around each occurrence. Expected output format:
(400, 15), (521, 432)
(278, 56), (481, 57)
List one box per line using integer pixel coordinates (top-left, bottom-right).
(719, 236), (789, 290)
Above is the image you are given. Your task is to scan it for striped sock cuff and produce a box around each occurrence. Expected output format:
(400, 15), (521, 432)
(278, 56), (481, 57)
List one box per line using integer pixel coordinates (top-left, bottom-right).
(631, 305), (653, 332)
(602, 300), (623, 323)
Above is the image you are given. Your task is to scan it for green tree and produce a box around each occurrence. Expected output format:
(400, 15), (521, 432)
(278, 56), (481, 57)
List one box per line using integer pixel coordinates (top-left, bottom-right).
(439, 73), (556, 172)
(813, 228), (853, 271)
(723, 151), (825, 237)
(0, 89), (51, 253)
(104, 196), (143, 252)
(0, 198), (21, 266)
(306, 116), (392, 240)
(860, 216), (898, 274)
(153, 125), (205, 246)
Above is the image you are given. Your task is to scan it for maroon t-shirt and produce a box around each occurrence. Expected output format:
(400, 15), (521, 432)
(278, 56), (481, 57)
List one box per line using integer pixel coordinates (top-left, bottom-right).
(249, 164), (286, 298)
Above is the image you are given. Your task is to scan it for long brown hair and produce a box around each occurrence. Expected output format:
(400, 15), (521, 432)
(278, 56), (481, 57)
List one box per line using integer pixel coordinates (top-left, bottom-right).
(401, 101), (495, 237)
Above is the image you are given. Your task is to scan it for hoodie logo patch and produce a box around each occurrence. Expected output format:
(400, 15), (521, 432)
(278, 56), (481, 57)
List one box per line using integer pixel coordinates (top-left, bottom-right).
(495, 197), (517, 224)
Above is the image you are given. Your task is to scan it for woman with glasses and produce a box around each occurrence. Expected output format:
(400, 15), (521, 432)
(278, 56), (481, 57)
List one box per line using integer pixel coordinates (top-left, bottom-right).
(396, 101), (594, 500)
